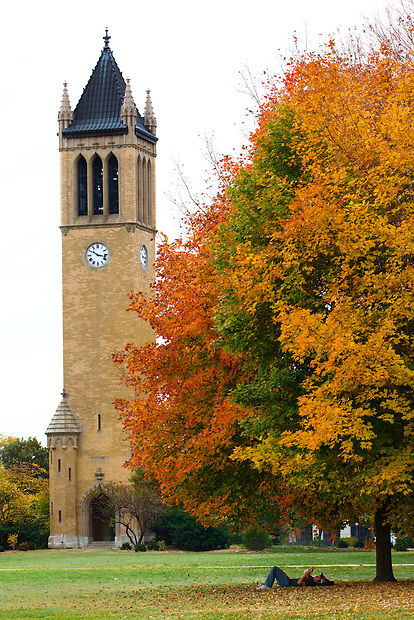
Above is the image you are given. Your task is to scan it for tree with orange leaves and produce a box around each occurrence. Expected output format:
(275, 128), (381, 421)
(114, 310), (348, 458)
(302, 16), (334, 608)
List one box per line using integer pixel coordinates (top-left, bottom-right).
(115, 14), (414, 581)
(113, 181), (282, 526)
(216, 41), (414, 581)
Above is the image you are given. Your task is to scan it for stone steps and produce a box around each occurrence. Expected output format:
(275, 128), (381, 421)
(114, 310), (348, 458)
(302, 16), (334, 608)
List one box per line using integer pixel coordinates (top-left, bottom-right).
(87, 541), (116, 549)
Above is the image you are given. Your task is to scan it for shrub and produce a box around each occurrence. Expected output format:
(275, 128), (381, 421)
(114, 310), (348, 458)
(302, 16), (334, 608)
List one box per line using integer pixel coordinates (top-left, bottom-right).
(152, 507), (230, 552)
(243, 528), (272, 551)
(121, 542), (131, 550)
(337, 539), (348, 548)
(8, 533), (18, 550)
(0, 546), (4, 552)
(403, 535), (414, 548)
(27, 542), (36, 550)
(157, 540), (165, 551)
(340, 537), (357, 547)
(354, 540), (365, 548)
(0, 524), (49, 550)
(134, 543), (147, 552)
(147, 541), (159, 551)
(394, 537), (409, 551)
(18, 542), (29, 552)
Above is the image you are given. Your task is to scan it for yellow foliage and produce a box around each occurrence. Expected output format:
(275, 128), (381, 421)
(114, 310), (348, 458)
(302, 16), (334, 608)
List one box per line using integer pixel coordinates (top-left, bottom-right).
(7, 533), (18, 550)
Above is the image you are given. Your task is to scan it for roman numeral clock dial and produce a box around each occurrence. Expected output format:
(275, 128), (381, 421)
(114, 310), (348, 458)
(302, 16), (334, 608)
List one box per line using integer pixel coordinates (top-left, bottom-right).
(86, 243), (109, 268)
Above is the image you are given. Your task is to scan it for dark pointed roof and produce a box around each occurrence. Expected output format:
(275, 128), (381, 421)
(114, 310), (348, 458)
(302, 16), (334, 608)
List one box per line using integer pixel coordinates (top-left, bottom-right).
(62, 35), (156, 143)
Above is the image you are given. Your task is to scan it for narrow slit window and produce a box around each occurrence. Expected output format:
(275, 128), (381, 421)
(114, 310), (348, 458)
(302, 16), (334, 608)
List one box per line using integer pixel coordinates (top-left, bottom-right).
(108, 155), (119, 214)
(58, 510), (62, 524)
(58, 459), (61, 473)
(92, 156), (103, 215)
(98, 414), (101, 432)
(51, 502), (54, 516)
(77, 156), (88, 216)
(68, 467), (72, 481)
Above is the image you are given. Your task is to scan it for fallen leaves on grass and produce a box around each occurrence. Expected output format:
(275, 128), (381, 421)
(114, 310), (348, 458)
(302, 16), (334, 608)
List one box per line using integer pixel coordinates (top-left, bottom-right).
(113, 581), (414, 617)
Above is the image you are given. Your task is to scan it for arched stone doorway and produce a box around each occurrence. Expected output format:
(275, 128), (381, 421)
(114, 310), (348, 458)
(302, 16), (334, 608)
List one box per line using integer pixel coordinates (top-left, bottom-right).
(90, 492), (115, 542)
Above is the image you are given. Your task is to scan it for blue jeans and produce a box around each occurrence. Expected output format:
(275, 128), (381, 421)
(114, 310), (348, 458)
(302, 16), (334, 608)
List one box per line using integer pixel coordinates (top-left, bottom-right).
(264, 566), (298, 588)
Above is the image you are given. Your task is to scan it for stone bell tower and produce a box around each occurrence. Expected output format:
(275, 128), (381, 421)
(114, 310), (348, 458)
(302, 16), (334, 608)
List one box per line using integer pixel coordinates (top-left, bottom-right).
(46, 30), (157, 548)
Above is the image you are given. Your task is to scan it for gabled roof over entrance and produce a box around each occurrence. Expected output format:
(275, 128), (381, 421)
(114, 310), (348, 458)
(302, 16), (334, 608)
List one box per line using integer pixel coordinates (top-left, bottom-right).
(62, 31), (157, 143)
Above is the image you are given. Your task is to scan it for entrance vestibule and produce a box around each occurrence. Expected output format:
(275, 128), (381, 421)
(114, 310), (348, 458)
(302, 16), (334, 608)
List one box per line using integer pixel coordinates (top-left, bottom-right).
(90, 492), (114, 542)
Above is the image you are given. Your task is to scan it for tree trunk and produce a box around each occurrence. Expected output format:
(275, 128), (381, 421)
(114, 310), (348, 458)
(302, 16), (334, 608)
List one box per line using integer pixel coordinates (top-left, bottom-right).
(373, 498), (396, 582)
(138, 524), (147, 544)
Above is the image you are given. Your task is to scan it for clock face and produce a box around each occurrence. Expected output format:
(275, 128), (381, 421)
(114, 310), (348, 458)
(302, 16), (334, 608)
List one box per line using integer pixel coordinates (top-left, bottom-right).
(140, 245), (148, 269)
(86, 243), (109, 268)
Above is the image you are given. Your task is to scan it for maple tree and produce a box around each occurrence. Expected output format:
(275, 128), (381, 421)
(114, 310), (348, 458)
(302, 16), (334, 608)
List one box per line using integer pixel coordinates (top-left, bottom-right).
(115, 11), (414, 583)
(214, 39), (414, 581)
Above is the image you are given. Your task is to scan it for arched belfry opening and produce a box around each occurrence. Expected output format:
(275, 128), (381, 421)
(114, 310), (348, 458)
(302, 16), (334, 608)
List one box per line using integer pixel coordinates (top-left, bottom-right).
(90, 491), (115, 542)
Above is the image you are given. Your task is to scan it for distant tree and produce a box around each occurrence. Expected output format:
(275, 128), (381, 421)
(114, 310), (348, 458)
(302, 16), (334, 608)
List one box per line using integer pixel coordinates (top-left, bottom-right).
(0, 470), (27, 526)
(0, 437), (48, 476)
(0, 463), (48, 529)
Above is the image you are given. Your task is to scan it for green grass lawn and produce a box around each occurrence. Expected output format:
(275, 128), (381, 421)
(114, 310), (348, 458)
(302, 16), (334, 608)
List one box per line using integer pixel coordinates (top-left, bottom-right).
(0, 546), (413, 619)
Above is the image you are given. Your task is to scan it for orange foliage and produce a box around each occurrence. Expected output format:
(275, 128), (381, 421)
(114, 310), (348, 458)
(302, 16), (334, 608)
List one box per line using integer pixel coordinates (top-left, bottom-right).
(220, 42), (414, 543)
(114, 173), (279, 524)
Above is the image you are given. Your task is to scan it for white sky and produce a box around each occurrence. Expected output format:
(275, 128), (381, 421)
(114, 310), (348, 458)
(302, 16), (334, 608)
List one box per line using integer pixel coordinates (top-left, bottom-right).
(1, 0), (383, 444)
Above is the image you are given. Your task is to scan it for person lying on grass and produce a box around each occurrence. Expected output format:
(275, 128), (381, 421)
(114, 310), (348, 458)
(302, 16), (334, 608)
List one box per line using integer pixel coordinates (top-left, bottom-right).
(256, 566), (335, 590)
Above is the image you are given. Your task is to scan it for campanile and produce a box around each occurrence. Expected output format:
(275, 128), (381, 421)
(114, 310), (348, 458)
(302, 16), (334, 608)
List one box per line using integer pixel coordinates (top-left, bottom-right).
(46, 31), (157, 548)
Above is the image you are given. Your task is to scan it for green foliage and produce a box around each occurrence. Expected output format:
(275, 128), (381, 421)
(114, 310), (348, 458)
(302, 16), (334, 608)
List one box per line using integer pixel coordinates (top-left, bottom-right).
(341, 537), (357, 548)
(134, 543), (147, 552)
(147, 540), (165, 550)
(394, 537), (410, 552)
(0, 524), (48, 550)
(152, 506), (230, 551)
(243, 527), (272, 551)
(0, 437), (48, 476)
(121, 542), (131, 550)
(405, 535), (414, 548)
(337, 539), (348, 548)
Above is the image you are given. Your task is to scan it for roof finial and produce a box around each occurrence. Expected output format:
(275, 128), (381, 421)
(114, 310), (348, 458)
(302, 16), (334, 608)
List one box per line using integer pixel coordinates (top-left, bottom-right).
(58, 82), (73, 123)
(144, 89), (157, 135)
(103, 28), (111, 48)
(121, 77), (137, 126)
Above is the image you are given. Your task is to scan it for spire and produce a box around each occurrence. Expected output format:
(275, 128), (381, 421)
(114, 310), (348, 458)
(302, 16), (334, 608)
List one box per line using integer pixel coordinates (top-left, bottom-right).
(61, 35), (157, 144)
(144, 89), (157, 135)
(120, 77), (137, 127)
(46, 390), (81, 449)
(58, 82), (73, 123)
